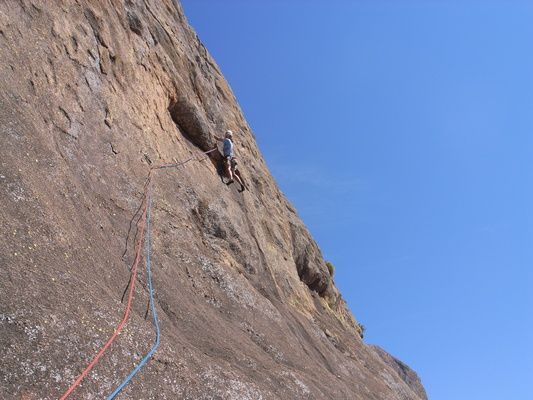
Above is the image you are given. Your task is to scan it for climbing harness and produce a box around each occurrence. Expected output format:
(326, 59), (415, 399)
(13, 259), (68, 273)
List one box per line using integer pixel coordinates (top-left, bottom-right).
(59, 148), (216, 399)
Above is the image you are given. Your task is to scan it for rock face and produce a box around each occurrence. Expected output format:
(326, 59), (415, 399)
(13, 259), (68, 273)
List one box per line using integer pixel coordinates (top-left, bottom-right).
(0, 1), (427, 399)
(369, 346), (428, 400)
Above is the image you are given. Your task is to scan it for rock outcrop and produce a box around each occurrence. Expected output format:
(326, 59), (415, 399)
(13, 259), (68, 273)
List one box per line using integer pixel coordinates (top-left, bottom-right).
(0, 1), (427, 399)
(369, 345), (428, 400)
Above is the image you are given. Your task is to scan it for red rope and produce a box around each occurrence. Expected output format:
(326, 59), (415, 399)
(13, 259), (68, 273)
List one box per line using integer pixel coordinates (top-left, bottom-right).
(59, 171), (154, 400)
(59, 148), (216, 398)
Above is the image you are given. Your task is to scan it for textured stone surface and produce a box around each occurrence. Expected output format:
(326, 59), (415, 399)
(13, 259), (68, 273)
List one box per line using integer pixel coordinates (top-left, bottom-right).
(369, 345), (428, 400)
(0, 1), (427, 399)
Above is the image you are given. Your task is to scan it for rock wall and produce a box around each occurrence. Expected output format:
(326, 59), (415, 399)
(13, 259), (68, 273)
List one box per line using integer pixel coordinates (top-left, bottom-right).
(0, 1), (427, 399)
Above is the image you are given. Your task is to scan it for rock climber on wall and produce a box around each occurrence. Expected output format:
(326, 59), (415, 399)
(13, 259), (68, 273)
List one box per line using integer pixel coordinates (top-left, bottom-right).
(213, 130), (246, 192)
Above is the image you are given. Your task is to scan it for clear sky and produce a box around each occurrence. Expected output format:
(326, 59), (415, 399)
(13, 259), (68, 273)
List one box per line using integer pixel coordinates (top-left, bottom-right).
(179, 1), (533, 399)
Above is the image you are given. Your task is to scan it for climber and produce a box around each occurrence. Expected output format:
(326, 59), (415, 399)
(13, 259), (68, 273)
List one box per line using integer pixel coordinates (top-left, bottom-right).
(213, 130), (246, 192)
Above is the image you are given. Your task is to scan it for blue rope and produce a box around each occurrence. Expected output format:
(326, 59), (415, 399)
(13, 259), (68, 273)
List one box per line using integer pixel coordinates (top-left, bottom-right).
(155, 148), (216, 170)
(106, 148), (216, 398)
(107, 175), (159, 400)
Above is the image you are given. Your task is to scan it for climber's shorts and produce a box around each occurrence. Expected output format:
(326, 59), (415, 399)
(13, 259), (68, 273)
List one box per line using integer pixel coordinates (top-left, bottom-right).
(224, 156), (237, 168)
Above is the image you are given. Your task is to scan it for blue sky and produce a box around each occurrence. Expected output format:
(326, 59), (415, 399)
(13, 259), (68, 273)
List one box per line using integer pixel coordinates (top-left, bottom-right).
(179, 1), (533, 399)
